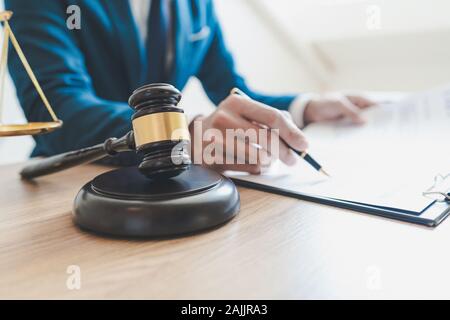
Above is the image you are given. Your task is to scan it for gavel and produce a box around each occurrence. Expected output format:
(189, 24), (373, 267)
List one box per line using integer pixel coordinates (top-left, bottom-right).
(20, 83), (192, 180)
(19, 83), (240, 239)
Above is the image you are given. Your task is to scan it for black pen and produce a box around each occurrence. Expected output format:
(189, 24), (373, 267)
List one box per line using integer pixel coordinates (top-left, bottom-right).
(231, 88), (331, 177)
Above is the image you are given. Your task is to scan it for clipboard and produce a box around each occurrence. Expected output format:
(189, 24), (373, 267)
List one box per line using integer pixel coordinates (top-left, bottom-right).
(227, 86), (450, 227)
(230, 173), (450, 227)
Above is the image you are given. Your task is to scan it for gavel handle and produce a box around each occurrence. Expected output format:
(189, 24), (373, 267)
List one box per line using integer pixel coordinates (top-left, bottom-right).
(20, 131), (135, 180)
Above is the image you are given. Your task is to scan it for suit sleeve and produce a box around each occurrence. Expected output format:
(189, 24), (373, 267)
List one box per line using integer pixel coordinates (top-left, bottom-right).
(196, 1), (297, 111)
(5, 0), (135, 164)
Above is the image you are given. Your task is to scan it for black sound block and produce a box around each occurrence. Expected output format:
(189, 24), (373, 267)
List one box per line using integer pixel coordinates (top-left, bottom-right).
(73, 165), (240, 238)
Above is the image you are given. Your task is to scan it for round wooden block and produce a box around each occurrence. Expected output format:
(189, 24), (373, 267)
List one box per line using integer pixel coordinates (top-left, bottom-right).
(73, 165), (240, 238)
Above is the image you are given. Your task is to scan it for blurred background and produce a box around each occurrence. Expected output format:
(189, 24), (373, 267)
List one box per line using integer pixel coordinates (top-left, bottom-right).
(1, 0), (449, 164)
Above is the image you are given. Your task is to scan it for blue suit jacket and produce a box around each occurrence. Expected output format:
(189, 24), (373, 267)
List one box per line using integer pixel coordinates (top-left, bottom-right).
(5, 0), (296, 163)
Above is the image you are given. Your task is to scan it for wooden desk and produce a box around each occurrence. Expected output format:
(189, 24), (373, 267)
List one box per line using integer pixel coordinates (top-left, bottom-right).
(1, 162), (449, 299)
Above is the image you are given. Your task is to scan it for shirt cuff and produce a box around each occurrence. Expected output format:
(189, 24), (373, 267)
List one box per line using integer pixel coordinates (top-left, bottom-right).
(288, 93), (318, 128)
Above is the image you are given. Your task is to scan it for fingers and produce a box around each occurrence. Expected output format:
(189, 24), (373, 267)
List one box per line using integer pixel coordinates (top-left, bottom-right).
(194, 94), (309, 173)
(201, 133), (274, 173)
(269, 130), (297, 165)
(225, 95), (309, 152)
(247, 120), (296, 165)
(225, 135), (267, 166)
(336, 96), (366, 124)
(221, 131), (296, 168)
(217, 112), (269, 148)
(346, 95), (376, 109)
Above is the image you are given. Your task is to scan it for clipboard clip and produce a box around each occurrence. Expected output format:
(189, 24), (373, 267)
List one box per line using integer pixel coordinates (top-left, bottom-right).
(423, 173), (450, 202)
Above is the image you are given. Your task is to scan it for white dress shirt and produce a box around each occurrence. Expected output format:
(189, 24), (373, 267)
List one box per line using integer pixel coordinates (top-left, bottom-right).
(129, 0), (151, 43)
(128, 0), (308, 127)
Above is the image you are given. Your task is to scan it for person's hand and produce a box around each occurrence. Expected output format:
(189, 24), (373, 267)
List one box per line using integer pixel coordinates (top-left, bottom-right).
(303, 94), (376, 125)
(189, 95), (308, 174)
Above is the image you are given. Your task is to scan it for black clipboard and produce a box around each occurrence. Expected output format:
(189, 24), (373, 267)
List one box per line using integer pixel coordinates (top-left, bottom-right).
(231, 177), (450, 227)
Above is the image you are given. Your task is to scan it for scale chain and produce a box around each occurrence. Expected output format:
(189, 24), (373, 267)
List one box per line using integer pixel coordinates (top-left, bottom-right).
(3, 20), (59, 122)
(0, 23), (9, 124)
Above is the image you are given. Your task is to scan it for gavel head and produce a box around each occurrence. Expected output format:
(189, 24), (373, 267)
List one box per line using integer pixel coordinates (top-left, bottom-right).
(128, 83), (191, 179)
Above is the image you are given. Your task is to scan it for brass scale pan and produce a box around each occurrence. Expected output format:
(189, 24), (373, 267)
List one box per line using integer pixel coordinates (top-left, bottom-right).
(0, 10), (62, 137)
(0, 121), (62, 137)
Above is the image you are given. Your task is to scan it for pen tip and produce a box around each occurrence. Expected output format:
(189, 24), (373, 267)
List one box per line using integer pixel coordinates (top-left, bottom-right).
(320, 168), (331, 178)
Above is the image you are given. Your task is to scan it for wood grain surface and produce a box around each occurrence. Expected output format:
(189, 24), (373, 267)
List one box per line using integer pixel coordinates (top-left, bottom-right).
(0, 162), (449, 299)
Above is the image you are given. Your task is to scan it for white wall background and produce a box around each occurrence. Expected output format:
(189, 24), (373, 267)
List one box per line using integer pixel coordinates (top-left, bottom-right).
(1, 0), (449, 165)
(259, 0), (450, 91)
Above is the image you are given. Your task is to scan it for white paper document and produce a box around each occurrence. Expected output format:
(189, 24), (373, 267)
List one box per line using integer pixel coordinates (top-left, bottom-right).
(227, 85), (450, 214)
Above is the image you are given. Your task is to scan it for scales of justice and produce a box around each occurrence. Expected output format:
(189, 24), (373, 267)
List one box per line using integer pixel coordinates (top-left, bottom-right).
(0, 11), (62, 137)
(0, 11), (240, 238)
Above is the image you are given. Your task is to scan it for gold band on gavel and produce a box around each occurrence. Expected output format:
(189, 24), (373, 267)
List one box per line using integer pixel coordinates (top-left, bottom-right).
(132, 112), (191, 148)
